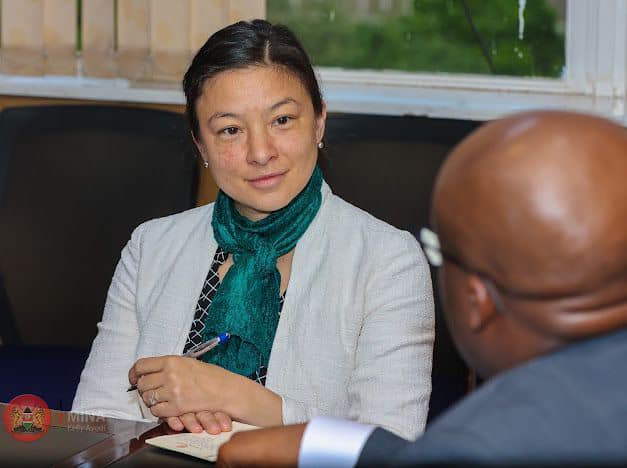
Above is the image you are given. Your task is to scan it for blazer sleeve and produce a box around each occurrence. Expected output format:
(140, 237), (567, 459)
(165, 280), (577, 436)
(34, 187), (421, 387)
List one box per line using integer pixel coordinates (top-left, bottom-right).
(356, 424), (501, 467)
(356, 427), (412, 467)
(71, 224), (149, 421)
(346, 231), (434, 440)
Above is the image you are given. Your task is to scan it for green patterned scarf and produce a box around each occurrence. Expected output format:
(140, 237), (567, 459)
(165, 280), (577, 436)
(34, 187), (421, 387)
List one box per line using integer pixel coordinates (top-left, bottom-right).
(202, 166), (323, 376)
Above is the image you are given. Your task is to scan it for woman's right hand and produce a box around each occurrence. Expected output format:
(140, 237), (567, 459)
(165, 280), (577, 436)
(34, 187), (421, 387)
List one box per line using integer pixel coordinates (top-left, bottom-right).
(166, 411), (232, 434)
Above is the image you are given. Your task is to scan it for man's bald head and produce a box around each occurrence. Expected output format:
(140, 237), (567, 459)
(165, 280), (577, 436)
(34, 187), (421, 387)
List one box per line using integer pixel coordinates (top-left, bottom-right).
(433, 111), (627, 377)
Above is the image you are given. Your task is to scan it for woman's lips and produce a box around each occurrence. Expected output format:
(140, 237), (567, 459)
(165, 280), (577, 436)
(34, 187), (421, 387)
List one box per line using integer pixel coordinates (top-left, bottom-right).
(248, 172), (286, 189)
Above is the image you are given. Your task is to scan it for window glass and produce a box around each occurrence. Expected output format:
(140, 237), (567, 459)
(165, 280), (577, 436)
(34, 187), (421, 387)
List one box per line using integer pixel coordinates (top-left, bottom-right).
(268, 0), (565, 78)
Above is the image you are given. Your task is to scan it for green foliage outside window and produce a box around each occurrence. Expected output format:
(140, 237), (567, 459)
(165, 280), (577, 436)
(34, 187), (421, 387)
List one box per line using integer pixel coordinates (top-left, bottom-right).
(268, 0), (565, 77)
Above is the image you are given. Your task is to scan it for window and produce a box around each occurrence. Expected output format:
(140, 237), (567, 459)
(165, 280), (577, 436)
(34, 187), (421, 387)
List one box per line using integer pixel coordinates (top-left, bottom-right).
(0, 0), (625, 123)
(292, 0), (625, 122)
(268, 0), (566, 78)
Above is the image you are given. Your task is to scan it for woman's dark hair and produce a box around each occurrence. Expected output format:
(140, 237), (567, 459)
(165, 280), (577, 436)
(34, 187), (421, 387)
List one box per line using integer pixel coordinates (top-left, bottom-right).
(183, 19), (323, 139)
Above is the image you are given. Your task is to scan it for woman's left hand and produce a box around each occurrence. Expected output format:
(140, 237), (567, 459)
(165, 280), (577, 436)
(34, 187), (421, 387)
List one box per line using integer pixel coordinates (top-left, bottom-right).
(166, 411), (232, 434)
(129, 355), (236, 419)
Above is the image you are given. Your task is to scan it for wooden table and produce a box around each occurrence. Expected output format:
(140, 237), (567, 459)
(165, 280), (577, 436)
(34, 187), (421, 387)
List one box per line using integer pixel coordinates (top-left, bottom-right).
(0, 404), (212, 467)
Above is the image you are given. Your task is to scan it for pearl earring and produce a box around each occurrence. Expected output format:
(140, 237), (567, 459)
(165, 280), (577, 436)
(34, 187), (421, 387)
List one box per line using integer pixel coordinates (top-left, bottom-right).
(317, 141), (324, 149)
(203, 160), (209, 168)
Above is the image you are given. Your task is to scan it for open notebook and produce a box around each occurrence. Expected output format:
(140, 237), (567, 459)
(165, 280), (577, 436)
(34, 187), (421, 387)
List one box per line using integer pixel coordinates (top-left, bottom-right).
(146, 421), (260, 462)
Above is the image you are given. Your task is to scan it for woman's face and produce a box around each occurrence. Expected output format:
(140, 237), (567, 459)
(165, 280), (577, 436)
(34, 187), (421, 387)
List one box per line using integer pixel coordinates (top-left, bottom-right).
(194, 65), (326, 221)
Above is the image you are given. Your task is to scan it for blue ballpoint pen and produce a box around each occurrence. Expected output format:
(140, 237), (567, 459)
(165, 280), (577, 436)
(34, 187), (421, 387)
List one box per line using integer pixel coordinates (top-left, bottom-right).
(126, 332), (230, 391)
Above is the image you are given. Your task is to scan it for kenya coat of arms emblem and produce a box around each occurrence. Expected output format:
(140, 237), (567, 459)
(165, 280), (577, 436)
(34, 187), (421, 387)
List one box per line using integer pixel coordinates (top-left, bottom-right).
(3, 394), (51, 442)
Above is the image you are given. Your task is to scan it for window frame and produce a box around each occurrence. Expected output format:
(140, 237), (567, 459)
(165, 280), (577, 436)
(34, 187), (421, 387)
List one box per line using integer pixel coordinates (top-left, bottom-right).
(0, 0), (625, 123)
(317, 0), (626, 122)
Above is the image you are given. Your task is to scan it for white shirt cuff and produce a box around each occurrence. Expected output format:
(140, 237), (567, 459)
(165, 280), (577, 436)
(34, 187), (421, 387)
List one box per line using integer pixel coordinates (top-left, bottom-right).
(298, 416), (376, 468)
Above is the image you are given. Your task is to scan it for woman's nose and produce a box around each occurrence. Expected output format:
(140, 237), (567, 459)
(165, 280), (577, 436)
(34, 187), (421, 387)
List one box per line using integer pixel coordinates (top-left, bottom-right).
(246, 128), (276, 165)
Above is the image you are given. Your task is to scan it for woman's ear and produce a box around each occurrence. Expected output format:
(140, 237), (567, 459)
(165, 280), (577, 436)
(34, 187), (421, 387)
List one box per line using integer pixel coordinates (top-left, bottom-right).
(315, 101), (327, 144)
(465, 275), (499, 333)
(191, 131), (204, 156)
(191, 131), (209, 167)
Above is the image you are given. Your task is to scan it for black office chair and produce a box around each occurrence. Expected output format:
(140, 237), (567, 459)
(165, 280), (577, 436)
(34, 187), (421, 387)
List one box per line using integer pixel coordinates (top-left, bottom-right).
(0, 105), (198, 409)
(322, 113), (480, 423)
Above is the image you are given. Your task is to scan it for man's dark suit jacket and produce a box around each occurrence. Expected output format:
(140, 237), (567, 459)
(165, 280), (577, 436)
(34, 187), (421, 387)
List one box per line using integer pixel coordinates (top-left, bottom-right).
(358, 328), (627, 466)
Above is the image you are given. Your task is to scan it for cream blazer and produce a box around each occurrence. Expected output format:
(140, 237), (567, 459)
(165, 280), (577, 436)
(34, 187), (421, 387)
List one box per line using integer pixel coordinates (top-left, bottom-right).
(72, 182), (434, 440)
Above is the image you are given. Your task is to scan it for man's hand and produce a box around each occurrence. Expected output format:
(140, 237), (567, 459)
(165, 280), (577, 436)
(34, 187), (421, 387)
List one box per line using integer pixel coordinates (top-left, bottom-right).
(217, 424), (307, 467)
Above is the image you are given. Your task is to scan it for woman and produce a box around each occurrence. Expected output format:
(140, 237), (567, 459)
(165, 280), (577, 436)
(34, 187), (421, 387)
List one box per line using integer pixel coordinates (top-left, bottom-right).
(72, 19), (434, 441)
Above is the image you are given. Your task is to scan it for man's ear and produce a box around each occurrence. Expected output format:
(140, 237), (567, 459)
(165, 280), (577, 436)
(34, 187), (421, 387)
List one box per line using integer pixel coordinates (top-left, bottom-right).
(465, 275), (498, 332)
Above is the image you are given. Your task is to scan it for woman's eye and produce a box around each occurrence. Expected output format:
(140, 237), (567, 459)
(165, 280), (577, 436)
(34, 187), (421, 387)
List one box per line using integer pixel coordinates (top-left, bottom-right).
(275, 116), (291, 126)
(220, 127), (239, 136)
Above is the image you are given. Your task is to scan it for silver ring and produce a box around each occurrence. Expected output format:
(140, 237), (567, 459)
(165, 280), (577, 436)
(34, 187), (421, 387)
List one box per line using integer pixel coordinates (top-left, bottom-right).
(148, 390), (158, 407)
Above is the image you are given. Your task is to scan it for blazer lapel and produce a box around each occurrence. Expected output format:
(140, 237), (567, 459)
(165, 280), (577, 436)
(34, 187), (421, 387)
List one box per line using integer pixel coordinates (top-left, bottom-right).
(168, 205), (218, 354)
(266, 183), (332, 384)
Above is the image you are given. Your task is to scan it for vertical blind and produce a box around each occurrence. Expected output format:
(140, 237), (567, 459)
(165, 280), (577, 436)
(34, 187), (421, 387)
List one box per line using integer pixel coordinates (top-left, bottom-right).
(0, 0), (266, 80)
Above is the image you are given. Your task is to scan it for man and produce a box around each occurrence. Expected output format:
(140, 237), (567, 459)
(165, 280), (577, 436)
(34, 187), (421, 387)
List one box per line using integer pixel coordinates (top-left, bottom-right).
(217, 111), (627, 466)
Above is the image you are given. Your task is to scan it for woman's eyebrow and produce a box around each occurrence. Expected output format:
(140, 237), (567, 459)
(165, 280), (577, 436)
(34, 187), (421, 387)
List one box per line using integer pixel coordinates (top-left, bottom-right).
(208, 111), (239, 123)
(269, 97), (300, 112)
